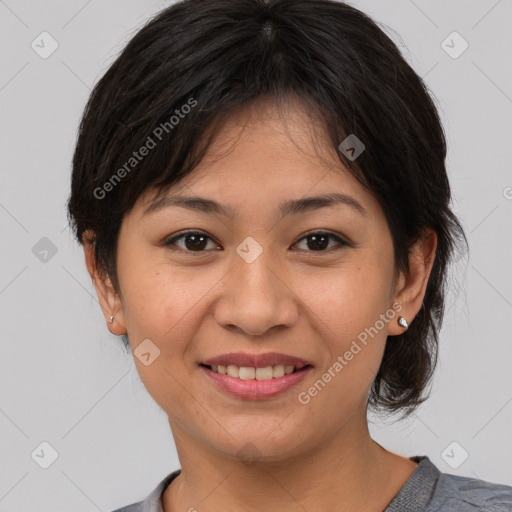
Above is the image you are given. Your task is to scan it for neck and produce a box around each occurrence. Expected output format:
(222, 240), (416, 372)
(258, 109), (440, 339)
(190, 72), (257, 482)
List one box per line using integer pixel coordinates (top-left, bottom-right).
(162, 405), (417, 512)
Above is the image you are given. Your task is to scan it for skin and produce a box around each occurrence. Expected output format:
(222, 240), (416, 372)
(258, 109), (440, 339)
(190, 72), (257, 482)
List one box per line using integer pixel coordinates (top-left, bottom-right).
(84, 97), (437, 511)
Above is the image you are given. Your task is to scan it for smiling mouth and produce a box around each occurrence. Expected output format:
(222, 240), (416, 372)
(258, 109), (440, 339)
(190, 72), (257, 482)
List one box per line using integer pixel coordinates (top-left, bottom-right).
(199, 363), (312, 380)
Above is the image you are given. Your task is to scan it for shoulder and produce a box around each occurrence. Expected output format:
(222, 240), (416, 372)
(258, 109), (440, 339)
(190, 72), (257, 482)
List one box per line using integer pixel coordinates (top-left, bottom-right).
(428, 470), (512, 511)
(386, 456), (511, 512)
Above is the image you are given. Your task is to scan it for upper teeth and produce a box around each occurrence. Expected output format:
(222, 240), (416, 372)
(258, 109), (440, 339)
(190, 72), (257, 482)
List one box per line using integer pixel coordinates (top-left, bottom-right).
(211, 364), (296, 380)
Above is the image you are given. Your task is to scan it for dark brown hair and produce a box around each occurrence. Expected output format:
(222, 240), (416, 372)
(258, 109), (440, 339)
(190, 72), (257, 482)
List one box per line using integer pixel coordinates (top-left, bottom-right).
(66, 0), (468, 420)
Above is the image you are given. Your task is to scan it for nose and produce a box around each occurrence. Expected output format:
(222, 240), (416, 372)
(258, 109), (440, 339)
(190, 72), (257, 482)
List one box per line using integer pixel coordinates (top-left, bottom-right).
(213, 250), (299, 337)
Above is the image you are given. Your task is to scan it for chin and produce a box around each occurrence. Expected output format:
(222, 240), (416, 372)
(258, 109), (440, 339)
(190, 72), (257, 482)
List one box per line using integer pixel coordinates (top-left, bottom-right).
(212, 429), (314, 465)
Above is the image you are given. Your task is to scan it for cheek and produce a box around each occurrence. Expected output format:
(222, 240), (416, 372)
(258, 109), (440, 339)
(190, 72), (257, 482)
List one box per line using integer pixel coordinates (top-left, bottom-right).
(298, 256), (393, 389)
(294, 267), (391, 423)
(117, 255), (210, 409)
(302, 259), (392, 339)
(117, 249), (220, 356)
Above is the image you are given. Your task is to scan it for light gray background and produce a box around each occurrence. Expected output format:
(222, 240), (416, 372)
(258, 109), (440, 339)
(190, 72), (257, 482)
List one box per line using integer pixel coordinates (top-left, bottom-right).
(0, 0), (511, 510)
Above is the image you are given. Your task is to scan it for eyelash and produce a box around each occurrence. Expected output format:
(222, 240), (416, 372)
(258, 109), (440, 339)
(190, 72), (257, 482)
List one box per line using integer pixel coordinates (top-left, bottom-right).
(163, 230), (351, 254)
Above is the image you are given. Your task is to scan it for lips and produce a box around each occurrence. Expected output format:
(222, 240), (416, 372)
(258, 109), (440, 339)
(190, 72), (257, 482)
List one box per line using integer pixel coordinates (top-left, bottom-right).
(200, 352), (312, 369)
(200, 363), (313, 400)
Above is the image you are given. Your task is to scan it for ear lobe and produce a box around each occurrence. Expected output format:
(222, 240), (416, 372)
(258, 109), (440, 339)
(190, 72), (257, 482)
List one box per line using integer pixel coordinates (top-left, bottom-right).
(82, 230), (127, 335)
(388, 229), (437, 336)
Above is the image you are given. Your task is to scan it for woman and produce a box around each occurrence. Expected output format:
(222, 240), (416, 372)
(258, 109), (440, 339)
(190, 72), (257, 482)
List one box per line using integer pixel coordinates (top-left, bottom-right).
(66, 0), (512, 510)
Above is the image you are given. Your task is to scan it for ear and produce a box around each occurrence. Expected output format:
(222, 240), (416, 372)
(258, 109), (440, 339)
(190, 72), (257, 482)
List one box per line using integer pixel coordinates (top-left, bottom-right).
(388, 229), (437, 336)
(82, 230), (127, 335)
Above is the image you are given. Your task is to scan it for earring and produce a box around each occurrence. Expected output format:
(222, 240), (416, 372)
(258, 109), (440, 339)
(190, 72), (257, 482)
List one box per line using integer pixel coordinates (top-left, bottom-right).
(109, 315), (114, 324)
(398, 316), (408, 329)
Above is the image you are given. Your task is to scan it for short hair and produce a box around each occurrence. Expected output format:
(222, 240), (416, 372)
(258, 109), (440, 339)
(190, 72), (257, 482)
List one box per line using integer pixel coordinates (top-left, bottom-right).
(66, 0), (468, 420)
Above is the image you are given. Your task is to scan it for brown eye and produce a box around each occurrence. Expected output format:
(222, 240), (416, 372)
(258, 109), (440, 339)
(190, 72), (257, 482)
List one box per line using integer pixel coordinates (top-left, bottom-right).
(293, 232), (349, 252)
(164, 230), (350, 254)
(164, 231), (219, 252)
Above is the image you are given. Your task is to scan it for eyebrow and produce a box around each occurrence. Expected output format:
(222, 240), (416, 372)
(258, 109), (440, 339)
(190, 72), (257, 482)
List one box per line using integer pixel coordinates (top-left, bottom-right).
(142, 192), (366, 219)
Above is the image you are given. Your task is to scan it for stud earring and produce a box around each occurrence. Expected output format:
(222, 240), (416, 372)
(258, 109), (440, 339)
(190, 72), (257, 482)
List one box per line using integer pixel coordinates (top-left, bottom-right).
(398, 316), (408, 329)
(109, 315), (114, 324)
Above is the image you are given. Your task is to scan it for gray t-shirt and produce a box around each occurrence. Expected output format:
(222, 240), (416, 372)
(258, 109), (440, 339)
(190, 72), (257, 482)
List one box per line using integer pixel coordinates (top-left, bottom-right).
(111, 455), (512, 511)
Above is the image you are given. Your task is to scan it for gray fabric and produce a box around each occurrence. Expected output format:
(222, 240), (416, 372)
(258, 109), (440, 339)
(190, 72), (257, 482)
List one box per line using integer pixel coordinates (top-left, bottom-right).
(111, 455), (512, 512)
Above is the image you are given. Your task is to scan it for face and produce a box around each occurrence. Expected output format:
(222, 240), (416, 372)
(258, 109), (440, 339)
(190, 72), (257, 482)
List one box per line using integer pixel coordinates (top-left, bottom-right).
(86, 97), (435, 463)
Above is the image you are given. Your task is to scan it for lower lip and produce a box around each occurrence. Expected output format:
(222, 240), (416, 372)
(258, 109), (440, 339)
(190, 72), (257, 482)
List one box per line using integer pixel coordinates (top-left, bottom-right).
(199, 365), (313, 400)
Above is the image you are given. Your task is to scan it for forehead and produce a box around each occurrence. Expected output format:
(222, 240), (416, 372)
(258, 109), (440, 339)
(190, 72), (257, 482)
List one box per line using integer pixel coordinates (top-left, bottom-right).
(145, 99), (366, 199)
(130, 96), (382, 228)
(202, 96), (337, 165)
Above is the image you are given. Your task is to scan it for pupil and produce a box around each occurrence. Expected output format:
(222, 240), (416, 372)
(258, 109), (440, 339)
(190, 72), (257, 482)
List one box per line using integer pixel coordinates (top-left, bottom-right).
(185, 234), (207, 251)
(308, 234), (328, 251)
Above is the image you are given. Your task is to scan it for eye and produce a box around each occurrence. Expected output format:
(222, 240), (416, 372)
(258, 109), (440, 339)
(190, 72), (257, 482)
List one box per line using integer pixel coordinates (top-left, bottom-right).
(164, 230), (221, 252)
(163, 230), (350, 253)
(292, 231), (349, 252)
